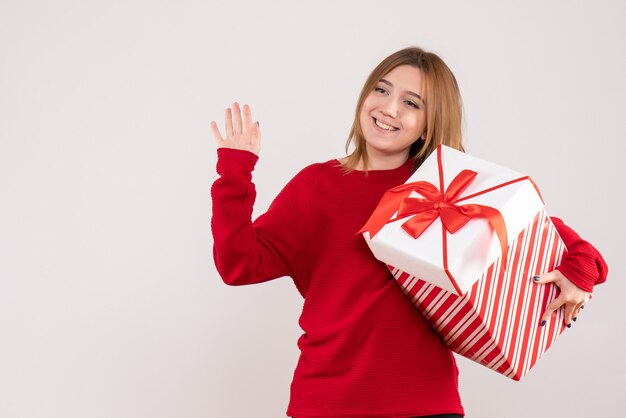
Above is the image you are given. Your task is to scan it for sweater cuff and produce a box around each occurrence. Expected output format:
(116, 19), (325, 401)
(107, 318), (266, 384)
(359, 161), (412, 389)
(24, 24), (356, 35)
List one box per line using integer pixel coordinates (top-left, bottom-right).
(550, 215), (607, 292)
(556, 254), (597, 293)
(216, 148), (259, 176)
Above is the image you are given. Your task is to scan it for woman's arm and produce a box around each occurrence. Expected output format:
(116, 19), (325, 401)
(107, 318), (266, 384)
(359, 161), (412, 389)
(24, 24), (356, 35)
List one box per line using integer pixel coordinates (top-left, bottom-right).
(532, 216), (608, 326)
(210, 103), (306, 291)
(551, 216), (608, 291)
(211, 148), (301, 286)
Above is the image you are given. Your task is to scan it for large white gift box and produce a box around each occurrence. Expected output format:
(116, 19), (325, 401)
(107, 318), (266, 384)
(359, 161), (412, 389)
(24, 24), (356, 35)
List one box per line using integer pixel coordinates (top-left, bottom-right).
(360, 145), (568, 380)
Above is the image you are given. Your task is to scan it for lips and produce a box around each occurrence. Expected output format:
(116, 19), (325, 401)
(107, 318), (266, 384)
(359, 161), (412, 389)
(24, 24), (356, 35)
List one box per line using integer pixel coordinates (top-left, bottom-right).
(372, 117), (399, 132)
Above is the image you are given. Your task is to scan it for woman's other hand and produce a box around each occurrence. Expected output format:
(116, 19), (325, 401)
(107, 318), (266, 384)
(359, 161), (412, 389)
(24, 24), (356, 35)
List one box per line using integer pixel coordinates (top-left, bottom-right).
(211, 102), (261, 156)
(532, 270), (592, 327)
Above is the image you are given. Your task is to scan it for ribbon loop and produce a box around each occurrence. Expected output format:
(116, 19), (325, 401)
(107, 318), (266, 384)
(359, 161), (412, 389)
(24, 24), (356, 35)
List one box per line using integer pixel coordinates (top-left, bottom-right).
(443, 169), (478, 202)
(401, 210), (440, 239)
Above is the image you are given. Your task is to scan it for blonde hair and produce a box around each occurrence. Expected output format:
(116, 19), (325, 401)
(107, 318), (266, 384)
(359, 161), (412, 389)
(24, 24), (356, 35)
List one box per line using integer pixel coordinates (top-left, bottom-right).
(343, 46), (464, 173)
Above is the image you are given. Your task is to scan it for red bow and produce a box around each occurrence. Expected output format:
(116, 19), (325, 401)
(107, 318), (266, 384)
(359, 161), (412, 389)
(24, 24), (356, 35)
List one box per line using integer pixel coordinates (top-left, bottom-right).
(359, 169), (509, 261)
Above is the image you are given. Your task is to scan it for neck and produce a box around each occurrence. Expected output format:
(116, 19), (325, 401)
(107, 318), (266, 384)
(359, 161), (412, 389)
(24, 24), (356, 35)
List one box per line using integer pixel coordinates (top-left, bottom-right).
(362, 149), (410, 171)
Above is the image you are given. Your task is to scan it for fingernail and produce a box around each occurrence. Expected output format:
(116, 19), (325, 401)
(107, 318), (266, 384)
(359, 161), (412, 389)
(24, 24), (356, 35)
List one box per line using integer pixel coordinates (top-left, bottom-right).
(581, 304), (585, 310)
(532, 275), (540, 282)
(541, 320), (546, 327)
(573, 317), (577, 322)
(257, 121), (260, 127)
(567, 323), (572, 328)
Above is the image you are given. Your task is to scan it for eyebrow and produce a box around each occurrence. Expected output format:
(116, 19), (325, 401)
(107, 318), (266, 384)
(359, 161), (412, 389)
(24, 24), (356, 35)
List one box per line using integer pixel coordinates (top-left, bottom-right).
(379, 79), (425, 103)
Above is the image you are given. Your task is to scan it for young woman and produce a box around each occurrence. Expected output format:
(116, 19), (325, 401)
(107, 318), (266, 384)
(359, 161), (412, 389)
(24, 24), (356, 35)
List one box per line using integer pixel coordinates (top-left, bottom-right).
(210, 47), (607, 418)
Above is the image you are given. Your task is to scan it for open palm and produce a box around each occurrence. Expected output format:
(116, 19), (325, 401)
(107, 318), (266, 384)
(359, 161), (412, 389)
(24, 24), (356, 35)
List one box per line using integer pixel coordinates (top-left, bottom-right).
(210, 102), (261, 155)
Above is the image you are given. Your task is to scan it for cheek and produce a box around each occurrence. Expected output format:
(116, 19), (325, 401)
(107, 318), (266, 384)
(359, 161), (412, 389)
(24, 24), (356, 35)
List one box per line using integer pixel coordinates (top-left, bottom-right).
(359, 101), (374, 124)
(406, 114), (426, 135)
(362, 93), (381, 113)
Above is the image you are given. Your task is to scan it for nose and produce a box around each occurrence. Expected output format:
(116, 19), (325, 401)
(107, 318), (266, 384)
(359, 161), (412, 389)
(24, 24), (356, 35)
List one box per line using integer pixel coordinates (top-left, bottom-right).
(380, 98), (398, 118)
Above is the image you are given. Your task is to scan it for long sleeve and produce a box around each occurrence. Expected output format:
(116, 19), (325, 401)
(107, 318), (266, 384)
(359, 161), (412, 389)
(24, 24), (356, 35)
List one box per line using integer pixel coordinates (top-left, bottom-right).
(550, 216), (608, 293)
(210, 148), (310, 292)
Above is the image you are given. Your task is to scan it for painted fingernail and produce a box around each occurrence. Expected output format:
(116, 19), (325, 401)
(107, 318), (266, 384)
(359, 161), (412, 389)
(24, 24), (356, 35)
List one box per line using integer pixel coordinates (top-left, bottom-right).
(567, 323), (572, 328)
(541, 320), (546, 327)
(532, 275), (540, 282)
(573, 317), (577, 322)
(581, 304), (585, 310)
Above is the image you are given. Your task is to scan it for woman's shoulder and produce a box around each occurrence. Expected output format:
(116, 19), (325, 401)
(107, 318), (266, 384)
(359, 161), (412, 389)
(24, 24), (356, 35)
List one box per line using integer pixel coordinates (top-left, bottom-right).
(276, 159), (345, 196)
(292, 158), (345, 180)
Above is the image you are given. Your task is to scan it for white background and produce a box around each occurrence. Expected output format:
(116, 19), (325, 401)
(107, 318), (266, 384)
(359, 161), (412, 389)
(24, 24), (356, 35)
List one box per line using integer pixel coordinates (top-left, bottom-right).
(1, 1), (624, 417)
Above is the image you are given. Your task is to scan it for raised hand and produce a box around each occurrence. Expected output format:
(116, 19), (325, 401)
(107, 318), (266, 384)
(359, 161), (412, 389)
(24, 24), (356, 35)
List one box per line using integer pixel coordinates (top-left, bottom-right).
(210, 102), (261, 156)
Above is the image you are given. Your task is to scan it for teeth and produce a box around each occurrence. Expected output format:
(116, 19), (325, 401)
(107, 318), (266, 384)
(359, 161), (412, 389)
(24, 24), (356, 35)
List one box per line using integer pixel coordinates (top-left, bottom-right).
(374, 118), (398, 131)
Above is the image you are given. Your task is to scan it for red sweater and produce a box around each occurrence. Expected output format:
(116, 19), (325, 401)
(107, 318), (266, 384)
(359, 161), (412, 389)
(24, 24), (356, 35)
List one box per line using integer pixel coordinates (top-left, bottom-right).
(211, 148), (607, 418)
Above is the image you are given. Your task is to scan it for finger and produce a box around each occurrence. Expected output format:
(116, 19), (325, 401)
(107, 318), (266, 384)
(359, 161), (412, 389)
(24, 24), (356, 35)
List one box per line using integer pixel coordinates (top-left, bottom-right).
(532, 270), (559, 285)
(225, 107), (234, 138)
(563, 302), (577, 327)
(210, 121), (225, 145)
(580, 293), (592, 311)
(242, 103), (253, 135)
(251, 121), (261, 149)
(232, 102), (242, 135)
(574, 300), (585, 320)
(541, 295), (564, 326)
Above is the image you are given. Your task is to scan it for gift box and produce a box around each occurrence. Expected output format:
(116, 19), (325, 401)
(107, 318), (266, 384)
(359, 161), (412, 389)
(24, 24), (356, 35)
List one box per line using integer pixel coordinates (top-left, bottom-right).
(360, 145), (568, 380)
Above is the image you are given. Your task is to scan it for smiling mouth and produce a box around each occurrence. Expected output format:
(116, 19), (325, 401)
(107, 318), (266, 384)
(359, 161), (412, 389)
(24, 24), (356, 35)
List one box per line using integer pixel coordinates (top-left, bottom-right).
(373, 117), (399, 132)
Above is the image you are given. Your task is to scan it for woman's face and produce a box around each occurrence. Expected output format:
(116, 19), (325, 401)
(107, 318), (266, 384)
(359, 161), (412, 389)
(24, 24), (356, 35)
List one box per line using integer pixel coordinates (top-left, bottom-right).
(359, 65), (427, 161)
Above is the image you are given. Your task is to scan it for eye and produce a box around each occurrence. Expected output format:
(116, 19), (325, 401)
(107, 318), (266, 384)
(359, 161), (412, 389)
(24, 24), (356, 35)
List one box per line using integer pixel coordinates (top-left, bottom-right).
(405, 100), (420, 109)
(374, 87), (386, 94)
